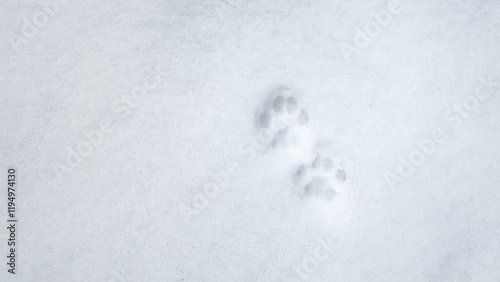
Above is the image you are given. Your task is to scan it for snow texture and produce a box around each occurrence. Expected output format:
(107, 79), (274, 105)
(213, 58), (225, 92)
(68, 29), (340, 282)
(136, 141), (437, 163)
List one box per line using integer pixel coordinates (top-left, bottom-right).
(1, 0), (500, 281)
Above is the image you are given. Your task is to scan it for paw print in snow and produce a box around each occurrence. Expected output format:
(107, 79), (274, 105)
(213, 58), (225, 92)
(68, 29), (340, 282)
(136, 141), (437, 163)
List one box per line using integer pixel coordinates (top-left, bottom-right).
(257, 87), (309, 148)
(293, 154), (348, 201)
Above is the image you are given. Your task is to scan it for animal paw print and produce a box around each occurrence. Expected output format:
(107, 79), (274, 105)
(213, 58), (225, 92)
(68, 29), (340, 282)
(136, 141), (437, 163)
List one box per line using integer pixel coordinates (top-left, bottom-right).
(257, 87), (309, 148)
(293, 154), (348, 201)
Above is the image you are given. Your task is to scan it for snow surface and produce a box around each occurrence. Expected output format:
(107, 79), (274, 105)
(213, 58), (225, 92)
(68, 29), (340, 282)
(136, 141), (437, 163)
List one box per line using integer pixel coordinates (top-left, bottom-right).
(1, 0), (500, 281)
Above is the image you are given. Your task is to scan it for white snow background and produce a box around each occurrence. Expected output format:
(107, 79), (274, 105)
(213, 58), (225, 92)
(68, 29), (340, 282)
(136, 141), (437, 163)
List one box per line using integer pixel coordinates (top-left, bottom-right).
(1, 0), (500, 281)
